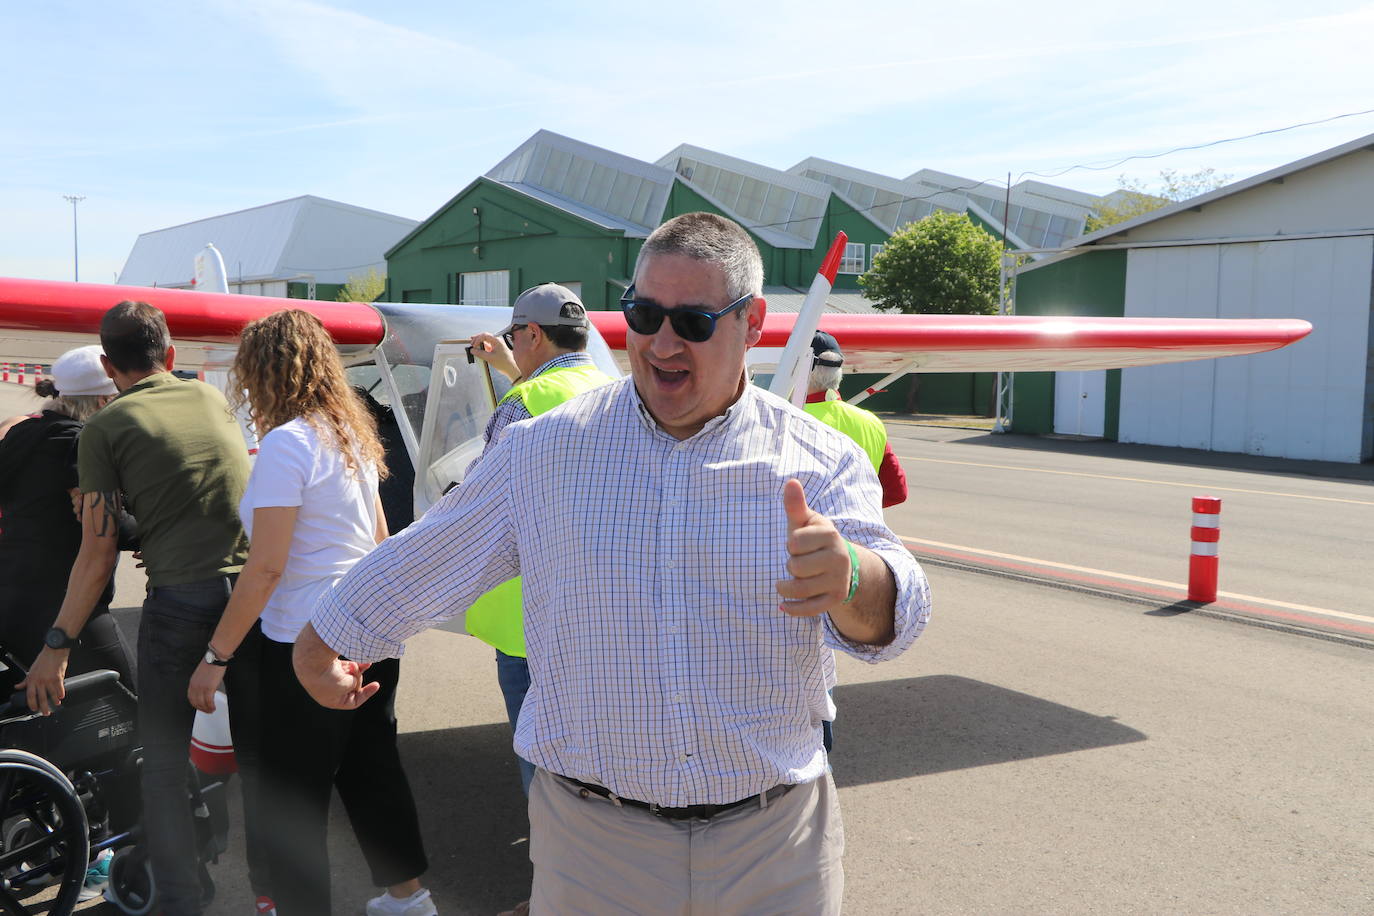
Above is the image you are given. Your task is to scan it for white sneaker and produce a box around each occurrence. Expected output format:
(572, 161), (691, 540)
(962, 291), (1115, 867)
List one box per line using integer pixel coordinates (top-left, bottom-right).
(77, 848), (114, 902)
(366, 888), (437, 916)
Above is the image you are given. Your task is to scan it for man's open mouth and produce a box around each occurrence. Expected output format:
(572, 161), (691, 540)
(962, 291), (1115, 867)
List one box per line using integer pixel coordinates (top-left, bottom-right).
(652, 365), (688, 387)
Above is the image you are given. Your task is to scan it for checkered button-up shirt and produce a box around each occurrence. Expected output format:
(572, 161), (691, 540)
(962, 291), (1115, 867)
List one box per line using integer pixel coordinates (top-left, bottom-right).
(313, 377), (931, 806)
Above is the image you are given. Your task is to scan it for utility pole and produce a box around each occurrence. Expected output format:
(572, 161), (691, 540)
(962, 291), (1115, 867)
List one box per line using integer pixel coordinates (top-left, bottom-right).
(62, 194), (86, 281)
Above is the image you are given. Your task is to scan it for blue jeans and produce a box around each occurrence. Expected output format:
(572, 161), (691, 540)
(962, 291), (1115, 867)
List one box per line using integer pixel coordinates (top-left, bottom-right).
(137, 577), (268, 915)
(495, 649), (535, 796)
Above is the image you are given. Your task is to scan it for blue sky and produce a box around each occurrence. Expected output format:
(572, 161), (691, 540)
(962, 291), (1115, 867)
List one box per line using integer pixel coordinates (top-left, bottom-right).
(5, 0), (1374, 283)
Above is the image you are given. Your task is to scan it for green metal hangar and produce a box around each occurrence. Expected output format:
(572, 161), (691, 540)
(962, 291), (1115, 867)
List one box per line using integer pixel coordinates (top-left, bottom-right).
(1011, 132), (1374, 462)
(382, 130), (893, 311)
(383, 130), (1101, 412)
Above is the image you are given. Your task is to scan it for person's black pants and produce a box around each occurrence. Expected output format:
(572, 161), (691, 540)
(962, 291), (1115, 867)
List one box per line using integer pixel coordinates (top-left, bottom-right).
(259, 637), (428, 916)
(137, 576), (269, 916)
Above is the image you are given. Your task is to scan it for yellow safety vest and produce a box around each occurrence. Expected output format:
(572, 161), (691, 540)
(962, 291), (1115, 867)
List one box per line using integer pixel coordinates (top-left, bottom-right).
(803, 399), (887, 470)
(466, 362), (613, 657)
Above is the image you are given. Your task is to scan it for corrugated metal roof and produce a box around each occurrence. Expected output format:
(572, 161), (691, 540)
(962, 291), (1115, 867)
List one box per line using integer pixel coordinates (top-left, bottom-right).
(761, 286), (879, 315)
(906, 168), (1094, 220)
(657, 145), (856, 248)
(498, 182), (655, 236)
(1013, 178), (1102, 211)
(118, 195), (417, 288)
(487, 130), (674, 235)
(964, 200), (1035, 254)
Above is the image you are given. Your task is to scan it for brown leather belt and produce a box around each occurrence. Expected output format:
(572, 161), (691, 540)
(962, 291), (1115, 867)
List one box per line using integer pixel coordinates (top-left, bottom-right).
(561, 776), (794, 821)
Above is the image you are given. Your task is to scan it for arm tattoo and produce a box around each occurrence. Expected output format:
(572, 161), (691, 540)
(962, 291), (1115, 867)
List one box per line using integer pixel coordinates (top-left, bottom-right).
(91, 490), (122, 538)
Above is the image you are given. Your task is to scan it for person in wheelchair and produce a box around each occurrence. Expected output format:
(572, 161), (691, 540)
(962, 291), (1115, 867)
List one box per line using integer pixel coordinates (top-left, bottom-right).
(187, 310), (435, 916)
(0, 345), (133, 688)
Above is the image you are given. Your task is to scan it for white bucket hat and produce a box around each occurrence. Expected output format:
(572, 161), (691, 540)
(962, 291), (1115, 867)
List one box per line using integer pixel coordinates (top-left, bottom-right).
(50, 345), (117, 397)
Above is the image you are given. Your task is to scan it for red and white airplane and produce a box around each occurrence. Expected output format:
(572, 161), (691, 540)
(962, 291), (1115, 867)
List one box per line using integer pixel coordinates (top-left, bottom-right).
(0, 233), (1311, 513)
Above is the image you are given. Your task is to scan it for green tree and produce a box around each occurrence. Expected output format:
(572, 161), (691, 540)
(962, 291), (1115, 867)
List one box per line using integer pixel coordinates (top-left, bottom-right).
(336, 266), (386, 303)
(859, 211), (1002, 315)
(1086, 168), (1231, 232)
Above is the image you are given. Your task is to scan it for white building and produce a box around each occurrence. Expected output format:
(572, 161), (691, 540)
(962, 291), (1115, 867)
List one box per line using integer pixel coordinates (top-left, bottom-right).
(119, 195), (417, 298)
(1015, 132), (1374, 463)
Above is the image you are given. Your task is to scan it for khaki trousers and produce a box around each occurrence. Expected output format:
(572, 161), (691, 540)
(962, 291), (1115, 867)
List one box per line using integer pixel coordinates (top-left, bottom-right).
(528, 769), (845, 915)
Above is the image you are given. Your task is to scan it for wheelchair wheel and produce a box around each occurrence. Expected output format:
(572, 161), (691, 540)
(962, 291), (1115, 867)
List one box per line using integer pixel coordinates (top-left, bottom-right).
(0, 756), (90, 916)
(0, 748), (88, 886)
(104, 845), (157, 916)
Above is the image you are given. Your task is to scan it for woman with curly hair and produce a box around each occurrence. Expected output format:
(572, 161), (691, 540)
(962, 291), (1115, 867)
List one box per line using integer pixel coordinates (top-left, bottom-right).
(187, 310), (435, 916)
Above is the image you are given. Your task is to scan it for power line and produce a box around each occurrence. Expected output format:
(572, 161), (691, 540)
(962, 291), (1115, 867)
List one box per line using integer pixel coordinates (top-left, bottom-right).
(1020, 107), (1374, 181)
(739, 106), (1374, 235)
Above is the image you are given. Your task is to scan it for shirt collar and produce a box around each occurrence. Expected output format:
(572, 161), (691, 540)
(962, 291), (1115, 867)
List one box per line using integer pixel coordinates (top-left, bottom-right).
(529, 351), (594, 380)
(625, 370), (756, 442)
(115, 371), (178, 400)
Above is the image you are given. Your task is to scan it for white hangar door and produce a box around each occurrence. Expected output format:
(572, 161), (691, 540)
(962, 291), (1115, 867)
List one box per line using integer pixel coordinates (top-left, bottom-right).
(1118, 237), (1373, 462)
(1053, 370), (1106, 437)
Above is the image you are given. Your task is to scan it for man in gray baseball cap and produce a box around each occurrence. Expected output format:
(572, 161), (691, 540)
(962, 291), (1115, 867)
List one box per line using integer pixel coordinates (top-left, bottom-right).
(467, 283), (613, 805)
(493, 282), (590, 341)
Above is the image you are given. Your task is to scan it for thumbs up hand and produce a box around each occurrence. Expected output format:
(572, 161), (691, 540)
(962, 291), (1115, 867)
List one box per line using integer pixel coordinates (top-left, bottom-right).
(776, 478), (853, 618)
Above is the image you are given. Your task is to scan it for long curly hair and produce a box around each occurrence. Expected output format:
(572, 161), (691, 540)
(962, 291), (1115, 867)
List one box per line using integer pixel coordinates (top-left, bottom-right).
(230, 309), (387, 479)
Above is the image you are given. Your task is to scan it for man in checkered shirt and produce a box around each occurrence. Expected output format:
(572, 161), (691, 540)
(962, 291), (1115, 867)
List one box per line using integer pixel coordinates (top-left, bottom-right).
(295, 212), (932, 914)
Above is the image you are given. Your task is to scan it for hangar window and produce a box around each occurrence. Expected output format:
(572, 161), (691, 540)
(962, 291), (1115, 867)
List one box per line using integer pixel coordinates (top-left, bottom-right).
(839, 242), (866, 274)
(459, 270), (510, 308)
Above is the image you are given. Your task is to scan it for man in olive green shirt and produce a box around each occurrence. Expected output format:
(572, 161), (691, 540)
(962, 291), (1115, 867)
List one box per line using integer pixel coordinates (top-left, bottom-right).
(22, 301), (268, 916)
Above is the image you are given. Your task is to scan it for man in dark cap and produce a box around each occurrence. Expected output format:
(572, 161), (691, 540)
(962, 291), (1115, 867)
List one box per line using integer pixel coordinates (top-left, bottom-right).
(804, 330), (907, 508)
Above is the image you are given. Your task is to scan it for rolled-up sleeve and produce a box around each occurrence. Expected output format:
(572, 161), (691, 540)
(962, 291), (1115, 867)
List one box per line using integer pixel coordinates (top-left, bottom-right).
(817, 445), (931, 663)
(312, 433), (522, 661)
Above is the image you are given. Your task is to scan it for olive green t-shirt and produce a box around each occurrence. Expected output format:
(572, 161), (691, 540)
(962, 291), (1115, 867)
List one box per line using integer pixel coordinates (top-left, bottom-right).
(77, 373), (250, 587)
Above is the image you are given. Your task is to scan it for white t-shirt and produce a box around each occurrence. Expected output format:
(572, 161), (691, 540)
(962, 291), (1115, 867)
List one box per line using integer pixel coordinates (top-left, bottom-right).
(239, 416), (380, 643)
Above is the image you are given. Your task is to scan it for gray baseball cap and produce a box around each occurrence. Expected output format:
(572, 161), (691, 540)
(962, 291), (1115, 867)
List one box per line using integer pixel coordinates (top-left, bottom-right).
(498, 283), (589, 337)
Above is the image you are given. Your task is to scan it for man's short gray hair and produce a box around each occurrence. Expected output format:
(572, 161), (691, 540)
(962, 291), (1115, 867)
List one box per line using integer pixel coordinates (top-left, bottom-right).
(634, 212), (764, 303)
(809, 353), (843, 393)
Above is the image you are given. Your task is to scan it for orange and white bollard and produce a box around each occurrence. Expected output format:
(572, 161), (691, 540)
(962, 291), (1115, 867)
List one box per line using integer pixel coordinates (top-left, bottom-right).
(1, 363), (8, 382)
(1188, 496), (1221, 603)
(16, 365), (24, 386)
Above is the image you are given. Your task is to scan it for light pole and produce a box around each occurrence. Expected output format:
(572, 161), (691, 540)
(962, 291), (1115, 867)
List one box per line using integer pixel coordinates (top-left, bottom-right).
(62, 194), (85, 281)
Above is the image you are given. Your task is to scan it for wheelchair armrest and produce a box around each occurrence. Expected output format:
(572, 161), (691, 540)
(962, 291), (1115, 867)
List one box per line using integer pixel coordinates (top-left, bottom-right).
(62, 668), (123, 699)
(1, 668), (124, 720)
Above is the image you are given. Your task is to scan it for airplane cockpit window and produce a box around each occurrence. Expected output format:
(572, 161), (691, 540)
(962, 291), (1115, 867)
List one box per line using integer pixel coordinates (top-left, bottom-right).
(415, 341), (511, 511)
(366, 300), (621, 518)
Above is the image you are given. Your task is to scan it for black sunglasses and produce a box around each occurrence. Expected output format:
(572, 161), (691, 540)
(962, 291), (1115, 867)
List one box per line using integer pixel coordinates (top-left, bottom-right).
(501, 324), (526, 349)
(619, 285), (752, 343)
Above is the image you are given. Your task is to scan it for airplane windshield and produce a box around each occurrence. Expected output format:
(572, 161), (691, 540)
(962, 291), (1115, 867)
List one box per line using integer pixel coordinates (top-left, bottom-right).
(367, 300), (621, 515)
(416, 342), (511, 509)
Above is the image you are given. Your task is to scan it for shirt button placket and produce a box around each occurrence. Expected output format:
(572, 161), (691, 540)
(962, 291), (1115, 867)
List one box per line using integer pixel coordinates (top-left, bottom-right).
(661, 446), (693, 770)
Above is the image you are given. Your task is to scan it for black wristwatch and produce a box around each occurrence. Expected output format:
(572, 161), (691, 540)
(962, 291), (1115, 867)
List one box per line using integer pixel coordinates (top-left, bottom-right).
(203, 645), (231, 667)
(44, 627), (77, 650)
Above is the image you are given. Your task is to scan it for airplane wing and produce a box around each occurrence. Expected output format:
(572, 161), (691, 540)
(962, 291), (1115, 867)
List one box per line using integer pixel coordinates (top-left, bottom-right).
(0, 277), (384, 370)
(740, 312), (1313, 373)
(0, 276), (1310, 374)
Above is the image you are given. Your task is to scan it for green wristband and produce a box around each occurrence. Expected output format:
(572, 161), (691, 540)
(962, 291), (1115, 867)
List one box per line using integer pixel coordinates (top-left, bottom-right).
(843, 540), (860, 604)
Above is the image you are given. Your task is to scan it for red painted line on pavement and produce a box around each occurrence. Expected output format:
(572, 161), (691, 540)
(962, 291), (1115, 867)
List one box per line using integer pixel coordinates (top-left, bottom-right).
(903, 538), (1374, 639)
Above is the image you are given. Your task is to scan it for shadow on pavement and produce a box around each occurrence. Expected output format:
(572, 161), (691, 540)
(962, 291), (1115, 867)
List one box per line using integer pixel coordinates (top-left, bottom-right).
(830, 675), (1145, 787)
(49, 674), (1140, 914)
(1145, 602), (1197, 618)
(391, 724), (533, 915)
